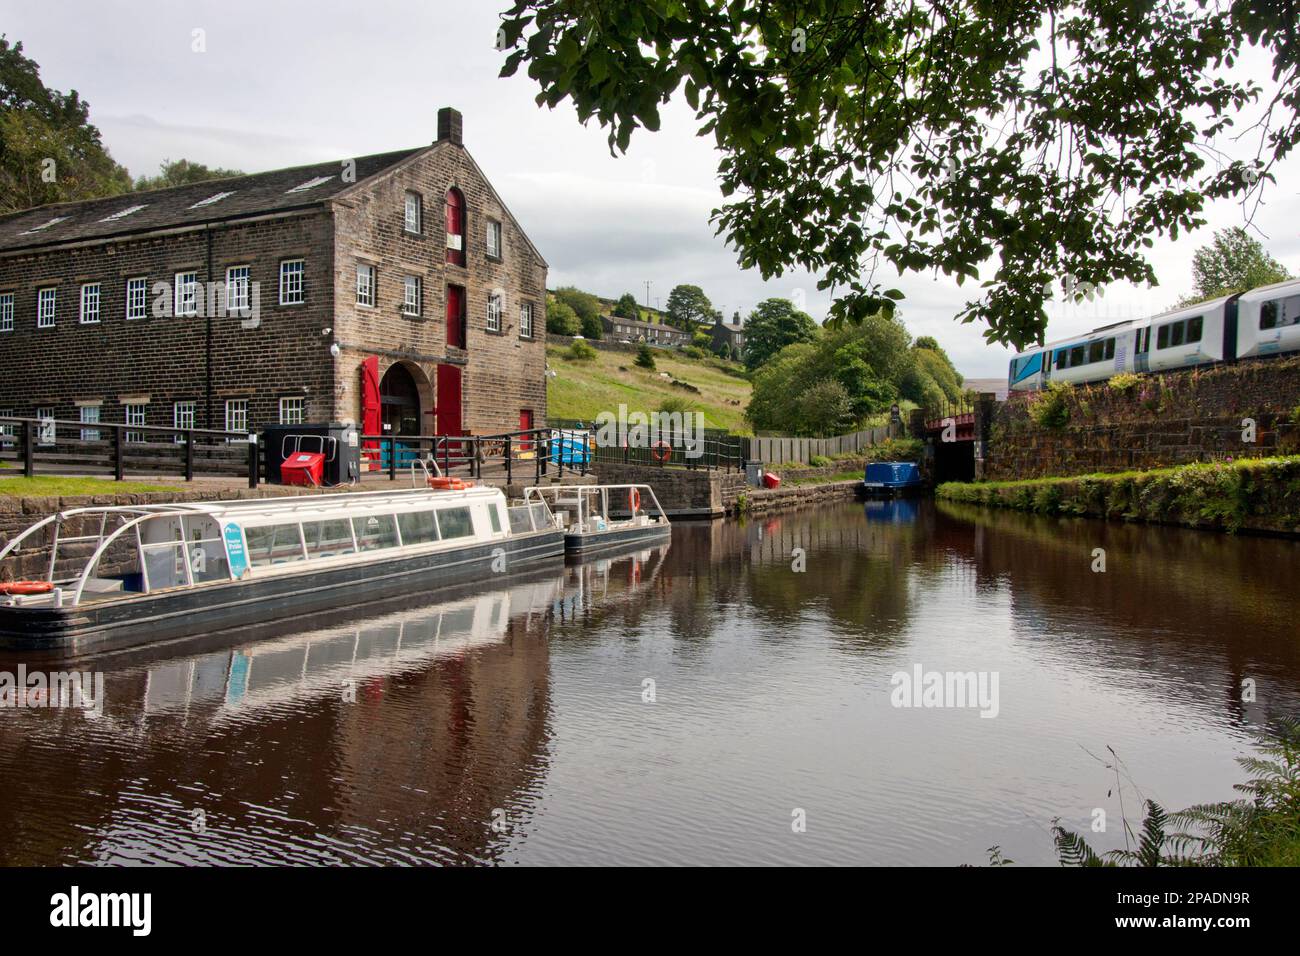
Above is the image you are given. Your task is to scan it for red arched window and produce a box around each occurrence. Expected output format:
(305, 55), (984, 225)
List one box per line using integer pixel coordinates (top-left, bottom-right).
(445, 188), (465, 266)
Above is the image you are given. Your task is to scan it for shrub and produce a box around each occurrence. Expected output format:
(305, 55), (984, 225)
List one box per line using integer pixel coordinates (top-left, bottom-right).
(634, 343), (656, 369)
(1029, 381), (1072, 430)
(682, 345), (709, 360)
(809, 455), (832, 468)
(1108, 372), (1142, 392)
(657, 396), (697, 416)
(566, 339), (597, 362)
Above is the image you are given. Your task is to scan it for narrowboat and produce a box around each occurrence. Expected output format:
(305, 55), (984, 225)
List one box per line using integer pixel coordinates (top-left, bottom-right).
(0, 486), (564, 654)
(524, 484), (671, 556)
(860, 461), (926, 498)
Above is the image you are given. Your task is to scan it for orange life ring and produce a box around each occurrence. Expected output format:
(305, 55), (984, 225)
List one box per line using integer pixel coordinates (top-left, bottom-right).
(628, 487), (642, 513)
(0, 580), (53, 595)
(428, 476), (471, 490)
(651, 440), (672, 463)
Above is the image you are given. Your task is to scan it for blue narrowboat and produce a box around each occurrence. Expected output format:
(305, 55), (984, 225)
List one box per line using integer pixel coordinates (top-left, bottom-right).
(861, 461), (925, 498)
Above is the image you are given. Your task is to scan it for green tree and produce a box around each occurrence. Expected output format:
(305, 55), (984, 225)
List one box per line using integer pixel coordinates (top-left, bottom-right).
(612, 292), (640, 319)
(134, 158), (243, 192)
(546, 295), (580, 335)
(634, 342), (656, 369)
(742, 297), (818, 371)
(498, 2), (1300, 348)
(1183, 227), (1292, 305)
(0, 36), (131, 212)
(664, 284), (716, 334)
(554, 285), (603, 338)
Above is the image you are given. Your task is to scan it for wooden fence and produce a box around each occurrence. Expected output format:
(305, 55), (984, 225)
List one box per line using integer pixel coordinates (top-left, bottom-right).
(747, 424), (896, 464)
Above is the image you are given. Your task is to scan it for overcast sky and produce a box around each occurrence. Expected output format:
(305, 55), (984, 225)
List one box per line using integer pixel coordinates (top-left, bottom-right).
(4, 0), (1298, 377)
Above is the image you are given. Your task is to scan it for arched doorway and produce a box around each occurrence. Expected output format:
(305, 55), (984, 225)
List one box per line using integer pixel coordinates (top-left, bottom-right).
(380, 363), (422, 436)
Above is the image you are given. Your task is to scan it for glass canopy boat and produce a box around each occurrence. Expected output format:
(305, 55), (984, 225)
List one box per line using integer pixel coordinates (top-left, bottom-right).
(0, 486), (563, 655)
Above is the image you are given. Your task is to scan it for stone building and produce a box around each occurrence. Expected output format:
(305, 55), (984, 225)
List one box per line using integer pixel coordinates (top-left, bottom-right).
(0, 107), (547, 442)
(600, 313), (689, 348)
(709, 312), (745, 358)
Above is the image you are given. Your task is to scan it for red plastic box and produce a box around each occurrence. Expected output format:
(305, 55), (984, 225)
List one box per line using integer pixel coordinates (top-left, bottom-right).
(762, 472), (781, 489)
(280, 452), (325, 486)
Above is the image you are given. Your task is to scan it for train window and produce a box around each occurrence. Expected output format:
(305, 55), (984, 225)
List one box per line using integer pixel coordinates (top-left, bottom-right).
(1261, 295), (1300, 330)
(1170, 322), (1185, 347)
(1055, 349), (1068, 370)
(1156, 325), (1168, 349)
(1104, 337), (1115, 360)
(1187, 315), (1203, 343)
(1087, 341), (1105, 363)
(1069, 345), (1085, 366)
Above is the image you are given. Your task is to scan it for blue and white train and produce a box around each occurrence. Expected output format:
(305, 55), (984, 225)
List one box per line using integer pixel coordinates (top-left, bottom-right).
(1007, 278), (1300, 392)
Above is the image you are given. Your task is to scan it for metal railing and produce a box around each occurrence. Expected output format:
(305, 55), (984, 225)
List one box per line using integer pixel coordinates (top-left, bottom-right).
(358, 426), (593, 484)
(0, 416), (259, 487)
(549, 418), (745, 471)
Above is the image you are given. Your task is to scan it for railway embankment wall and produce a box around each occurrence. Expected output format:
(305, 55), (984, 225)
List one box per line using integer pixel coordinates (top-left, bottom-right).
(985, 354), (1300, 481)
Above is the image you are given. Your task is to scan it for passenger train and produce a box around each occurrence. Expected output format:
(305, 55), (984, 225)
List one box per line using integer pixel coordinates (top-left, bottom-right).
(1007, 277), (1300, 392)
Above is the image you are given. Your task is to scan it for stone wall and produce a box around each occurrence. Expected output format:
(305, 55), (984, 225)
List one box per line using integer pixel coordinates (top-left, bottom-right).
(591, 462), (745, 517)
(736, 479), (862, 517)
(986, 355), (1300, 480)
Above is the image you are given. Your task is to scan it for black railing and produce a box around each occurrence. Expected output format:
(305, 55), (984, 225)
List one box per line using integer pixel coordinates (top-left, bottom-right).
(0, 416), (259, 487)
(358, 427), (593, 484)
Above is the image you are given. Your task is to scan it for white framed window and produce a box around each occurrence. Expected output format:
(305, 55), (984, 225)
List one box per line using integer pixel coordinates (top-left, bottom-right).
(225, 399), (248, 435)
(226, 265), (251, 315)
(402, 276), (422, 317)
(125, 403), (147, 443)
(125, 277), (148, 320)
(279, 259), (305, 305)
(173, 400), (196, 443)
(404, 192), (422, 234)
(174, 271), (199, 317)
(486, 220), (502, 259)
(519, 301), (534, 339)
(0, 409), (12, 442)
(36, 406), (55, 445)
(0, 292), (13, 332)
(356, 264), (376, 307)
(79, 283), (101, 324)
(79, 405), (101, 442)
(279, 396), (305, 425)
(37, 287), (56, 328)
(486, 292), (502, 332)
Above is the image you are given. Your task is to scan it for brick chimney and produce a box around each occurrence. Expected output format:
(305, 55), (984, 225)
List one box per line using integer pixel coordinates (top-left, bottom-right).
(437, 107), (463, 145)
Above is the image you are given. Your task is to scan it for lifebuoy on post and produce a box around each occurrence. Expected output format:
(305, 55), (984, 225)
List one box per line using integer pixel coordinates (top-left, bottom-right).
(628, 487), (642, 513)
(0, 580), (53, 596)
(651, 440), (672, 463)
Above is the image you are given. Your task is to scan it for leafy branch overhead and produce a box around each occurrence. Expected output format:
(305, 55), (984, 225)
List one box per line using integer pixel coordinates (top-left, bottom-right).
(498, 1), (1300, 348)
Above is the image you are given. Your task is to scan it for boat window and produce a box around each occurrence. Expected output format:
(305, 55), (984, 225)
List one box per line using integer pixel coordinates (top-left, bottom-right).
(508, 505), (534, 534)
(397, 510), (439, 546)
(142, 542), (189, 590)
(246, 523), (306, 567)
(1187, 315), (1203, 343)
(488, 504), (503, 534)
(181, 516), (230, 583)
(353, 514), (399, 551)
(530, 502), (551, 530)
(437, 506), (474, 540)
(304, 518), (356, 559)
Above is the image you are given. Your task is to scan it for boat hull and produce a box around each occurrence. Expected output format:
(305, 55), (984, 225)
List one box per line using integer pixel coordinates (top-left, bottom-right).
(564, 522), (672, 556)
(0, 529), (565, 656)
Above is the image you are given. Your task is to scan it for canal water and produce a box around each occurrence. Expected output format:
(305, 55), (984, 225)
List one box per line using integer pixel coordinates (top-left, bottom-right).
(2, 499), (1298, 866)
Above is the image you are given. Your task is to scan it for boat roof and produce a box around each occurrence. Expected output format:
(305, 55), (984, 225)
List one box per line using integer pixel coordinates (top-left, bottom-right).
(55, 486), (506, 521)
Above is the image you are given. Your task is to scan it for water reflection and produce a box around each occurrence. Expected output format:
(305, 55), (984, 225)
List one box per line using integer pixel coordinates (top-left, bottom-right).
(3, 501), (1299, 866)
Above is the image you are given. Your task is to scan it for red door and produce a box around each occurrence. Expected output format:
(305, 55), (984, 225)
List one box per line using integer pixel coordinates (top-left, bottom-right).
(436, 364), (462, 437)
(446, 284), (465, 349)
(519, 409), (533, 452)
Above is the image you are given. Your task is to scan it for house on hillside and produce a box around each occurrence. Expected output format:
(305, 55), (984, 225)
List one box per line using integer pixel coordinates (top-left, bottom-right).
(0, 107), (548, 442)
(600, 313), (689, 348)
(709, 312), (745, 358)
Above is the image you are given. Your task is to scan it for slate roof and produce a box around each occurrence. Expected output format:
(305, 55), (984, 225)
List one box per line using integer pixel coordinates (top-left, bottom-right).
(0, 147), (425, 254)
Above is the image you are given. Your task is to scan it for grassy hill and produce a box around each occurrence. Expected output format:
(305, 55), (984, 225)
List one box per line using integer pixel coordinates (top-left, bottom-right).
(546, 343), (752, 433)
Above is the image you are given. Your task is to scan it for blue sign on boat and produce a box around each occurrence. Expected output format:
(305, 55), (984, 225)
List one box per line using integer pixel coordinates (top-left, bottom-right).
(224, 522), (249, 579)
